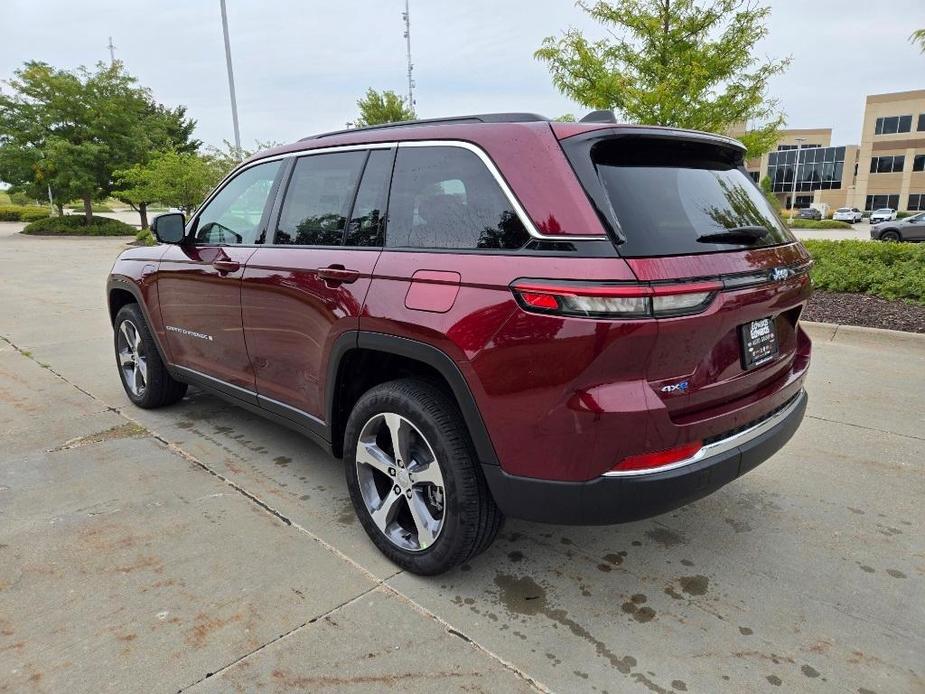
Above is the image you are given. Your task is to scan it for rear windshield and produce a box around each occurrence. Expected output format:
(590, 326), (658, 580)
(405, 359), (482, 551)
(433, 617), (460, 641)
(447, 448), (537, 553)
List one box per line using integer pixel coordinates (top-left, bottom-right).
(578, 137), (794, 257)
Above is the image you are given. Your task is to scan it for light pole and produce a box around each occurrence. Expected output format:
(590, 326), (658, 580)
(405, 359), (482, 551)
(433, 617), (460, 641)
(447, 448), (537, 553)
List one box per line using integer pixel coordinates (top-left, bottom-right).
(789, 137), (806, 221)
(219, 0), (242, 160)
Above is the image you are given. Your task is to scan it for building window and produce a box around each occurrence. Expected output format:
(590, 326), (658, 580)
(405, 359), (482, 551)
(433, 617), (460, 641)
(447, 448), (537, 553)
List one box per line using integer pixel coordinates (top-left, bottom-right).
(875, 115), (913, 135)
(908, 194), (924, 211)
(766, 146), (846, 194)
(793, 195), (814, 209)
(748, 171), (759, 182)
(914, 154), (925, 172)
(777, 143), (821, 151)
(869, 155), (905, 173)
(864, 194), (900, 211)
(918, 114), (925, 132)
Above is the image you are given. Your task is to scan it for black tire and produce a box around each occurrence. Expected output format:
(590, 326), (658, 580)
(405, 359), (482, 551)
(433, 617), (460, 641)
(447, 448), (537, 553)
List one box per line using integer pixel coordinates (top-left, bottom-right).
(880, 230), (901, 242)
(113, 303), (187, 408)
(344, 378), (504, 575)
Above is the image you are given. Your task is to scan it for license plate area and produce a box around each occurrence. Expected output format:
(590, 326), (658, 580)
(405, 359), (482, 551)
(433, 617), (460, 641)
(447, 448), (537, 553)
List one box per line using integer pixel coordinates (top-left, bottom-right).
(740, 317), (778, 370)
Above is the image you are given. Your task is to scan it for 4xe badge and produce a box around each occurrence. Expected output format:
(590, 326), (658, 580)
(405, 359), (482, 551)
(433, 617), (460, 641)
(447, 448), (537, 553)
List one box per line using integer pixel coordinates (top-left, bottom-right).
(660, 380), (689, 394)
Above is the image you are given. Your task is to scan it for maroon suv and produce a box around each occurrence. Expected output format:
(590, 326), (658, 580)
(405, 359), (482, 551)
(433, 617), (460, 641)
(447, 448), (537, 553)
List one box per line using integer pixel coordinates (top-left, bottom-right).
(107, 113), (811, 574)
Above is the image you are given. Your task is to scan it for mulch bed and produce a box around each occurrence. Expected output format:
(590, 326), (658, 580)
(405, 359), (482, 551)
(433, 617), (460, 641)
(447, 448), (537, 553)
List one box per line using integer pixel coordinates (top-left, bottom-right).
(804, 290), (925, 334)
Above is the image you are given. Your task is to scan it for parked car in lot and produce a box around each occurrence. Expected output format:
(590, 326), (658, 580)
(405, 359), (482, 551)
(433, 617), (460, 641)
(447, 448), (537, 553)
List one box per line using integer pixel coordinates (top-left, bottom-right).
(107, 113), (812, 574)
(870, 208), (897, 223)
(798, 207), (822, 221)
(833, 207), (863, 223)
(871, 212), (925, 242)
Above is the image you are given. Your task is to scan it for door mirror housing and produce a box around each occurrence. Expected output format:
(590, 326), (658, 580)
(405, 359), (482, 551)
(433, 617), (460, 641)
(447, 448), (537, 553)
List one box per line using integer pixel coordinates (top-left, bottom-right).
(151, 213), (186, 244)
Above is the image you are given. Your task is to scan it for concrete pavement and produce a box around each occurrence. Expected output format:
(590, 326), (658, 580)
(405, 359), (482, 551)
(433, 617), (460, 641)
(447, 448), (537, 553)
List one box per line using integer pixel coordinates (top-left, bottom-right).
(0, 221), (922, 693)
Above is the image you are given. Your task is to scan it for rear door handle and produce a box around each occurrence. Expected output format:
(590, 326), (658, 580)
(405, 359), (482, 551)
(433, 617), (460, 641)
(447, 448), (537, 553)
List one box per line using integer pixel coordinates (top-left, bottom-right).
(318, 265), (360, 284)
(213, 259), (240, 274)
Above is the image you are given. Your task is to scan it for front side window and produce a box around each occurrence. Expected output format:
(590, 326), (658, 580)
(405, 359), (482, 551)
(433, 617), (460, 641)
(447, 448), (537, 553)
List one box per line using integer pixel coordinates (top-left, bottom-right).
(194, 160), (281, 245)
(275, 151), (366, 246)
(386, 146), (530, 250)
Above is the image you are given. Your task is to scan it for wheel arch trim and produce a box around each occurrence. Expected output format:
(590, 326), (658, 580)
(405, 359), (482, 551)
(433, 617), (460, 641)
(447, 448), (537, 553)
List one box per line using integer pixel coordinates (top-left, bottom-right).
(326, 331), (500, 466)
(107, 276), (173, 369)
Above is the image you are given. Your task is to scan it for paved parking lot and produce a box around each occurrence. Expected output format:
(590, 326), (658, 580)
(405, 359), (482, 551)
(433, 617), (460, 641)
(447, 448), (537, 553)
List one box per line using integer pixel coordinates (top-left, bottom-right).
(0, 222), (922, 693)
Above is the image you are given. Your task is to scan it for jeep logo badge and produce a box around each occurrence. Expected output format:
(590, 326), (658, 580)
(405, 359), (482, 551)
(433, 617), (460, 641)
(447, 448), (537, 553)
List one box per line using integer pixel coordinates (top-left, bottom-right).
(769, 267), (790, 282)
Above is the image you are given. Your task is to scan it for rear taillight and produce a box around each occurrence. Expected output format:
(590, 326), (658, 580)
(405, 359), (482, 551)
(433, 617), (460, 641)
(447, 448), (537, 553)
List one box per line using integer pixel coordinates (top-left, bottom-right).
(610, 441), (703, 473)
(511, 280), (720, 319)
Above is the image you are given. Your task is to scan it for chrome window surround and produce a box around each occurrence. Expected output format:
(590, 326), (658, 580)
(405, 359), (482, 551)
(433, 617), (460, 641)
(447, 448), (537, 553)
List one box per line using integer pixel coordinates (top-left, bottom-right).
(188, 140), (601, 242)
(602, 389), (805, 477)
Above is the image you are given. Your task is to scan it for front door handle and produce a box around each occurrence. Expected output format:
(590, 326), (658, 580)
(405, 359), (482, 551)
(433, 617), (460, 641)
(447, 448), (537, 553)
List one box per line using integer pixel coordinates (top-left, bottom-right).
(318, 265), (359, 285)
(213, 259), (240, 274)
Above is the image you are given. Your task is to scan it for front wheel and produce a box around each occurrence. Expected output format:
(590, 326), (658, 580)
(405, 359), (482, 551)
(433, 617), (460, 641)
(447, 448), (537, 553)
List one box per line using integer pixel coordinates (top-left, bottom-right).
(113, 303), (187, 408)
(343, 378), (503, 575)
(880, 230), (901, 242)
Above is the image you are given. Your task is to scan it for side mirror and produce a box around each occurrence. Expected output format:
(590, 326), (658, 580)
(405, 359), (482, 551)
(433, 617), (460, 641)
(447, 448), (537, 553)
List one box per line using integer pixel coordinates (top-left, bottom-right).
(150, 212), (186, 244)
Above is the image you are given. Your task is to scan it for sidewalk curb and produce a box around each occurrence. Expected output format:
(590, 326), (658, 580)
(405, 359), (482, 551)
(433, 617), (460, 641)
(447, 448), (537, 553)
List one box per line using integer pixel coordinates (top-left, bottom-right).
(802, 320), (925, 349)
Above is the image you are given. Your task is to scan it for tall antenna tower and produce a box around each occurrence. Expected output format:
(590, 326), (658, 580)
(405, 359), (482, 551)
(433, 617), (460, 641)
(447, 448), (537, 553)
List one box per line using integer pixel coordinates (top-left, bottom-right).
(402, 0), (415, 114)
(107, 36), (117, 65)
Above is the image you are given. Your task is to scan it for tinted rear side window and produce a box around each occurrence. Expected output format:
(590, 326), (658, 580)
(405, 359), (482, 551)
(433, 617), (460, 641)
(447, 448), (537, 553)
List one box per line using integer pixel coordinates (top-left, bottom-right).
(344, 149), (393, 247)
(276, 151), (366, 246)
(386, 146), (529, 250)
(570, 137), (794, 257)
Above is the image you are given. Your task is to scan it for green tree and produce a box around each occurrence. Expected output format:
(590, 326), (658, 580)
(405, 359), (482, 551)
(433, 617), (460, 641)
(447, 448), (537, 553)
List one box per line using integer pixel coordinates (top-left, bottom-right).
(0, 61), (154, 222)
(759, 175), (781, 210)
(912, 29), (925, 53)
(535, 0), (790, 158)
(353, 88), (415, 127)
(112, 103), (200, 227)
(114, 150), (224, 217)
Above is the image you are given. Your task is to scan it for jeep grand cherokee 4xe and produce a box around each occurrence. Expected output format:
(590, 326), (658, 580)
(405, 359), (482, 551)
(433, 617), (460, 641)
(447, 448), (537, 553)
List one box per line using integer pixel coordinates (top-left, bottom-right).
(107, 113), (811, 575)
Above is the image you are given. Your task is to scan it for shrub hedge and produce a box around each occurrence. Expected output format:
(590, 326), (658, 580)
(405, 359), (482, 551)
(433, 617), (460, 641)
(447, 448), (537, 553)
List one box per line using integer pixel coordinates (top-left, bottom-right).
(22, 214), (136, 236)
(788, 219), (853, 229)
(135, 228), (156, 246)
(803, 239), (925, 305)
(0, 204), (51, 222)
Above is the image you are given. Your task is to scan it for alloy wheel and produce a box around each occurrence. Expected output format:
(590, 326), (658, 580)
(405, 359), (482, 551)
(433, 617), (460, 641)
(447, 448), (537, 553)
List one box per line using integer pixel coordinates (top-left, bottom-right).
(117, 319), (147, 397)
(355, 412), (446, 552)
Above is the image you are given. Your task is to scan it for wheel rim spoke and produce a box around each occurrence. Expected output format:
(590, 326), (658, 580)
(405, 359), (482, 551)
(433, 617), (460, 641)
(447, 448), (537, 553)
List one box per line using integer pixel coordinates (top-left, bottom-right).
(356, 441), (394, 476)
(384, 413), (410, 464)
(118, 350), (134, 367)
(120, 322), (134, 352)
(370, 490), (402, 533)
(135, 356), (148, 383)
(407, 492), (438, 549)
(411, 460), (443, 487)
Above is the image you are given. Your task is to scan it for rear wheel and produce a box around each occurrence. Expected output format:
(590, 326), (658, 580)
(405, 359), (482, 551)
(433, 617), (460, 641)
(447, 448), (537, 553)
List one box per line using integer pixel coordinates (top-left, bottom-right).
(113, 303), (187, 408)
(880, 230), (901, 242)
(344, 378), (504, 575)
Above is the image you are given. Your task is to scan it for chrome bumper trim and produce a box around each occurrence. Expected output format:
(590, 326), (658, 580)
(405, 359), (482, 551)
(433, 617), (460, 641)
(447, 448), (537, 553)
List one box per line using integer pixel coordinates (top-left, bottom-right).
(602, 389), (805, 477)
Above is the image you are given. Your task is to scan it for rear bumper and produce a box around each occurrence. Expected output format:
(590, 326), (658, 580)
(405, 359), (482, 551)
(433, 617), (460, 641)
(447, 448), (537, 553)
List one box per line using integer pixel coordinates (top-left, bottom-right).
(482, 389), (807, 525)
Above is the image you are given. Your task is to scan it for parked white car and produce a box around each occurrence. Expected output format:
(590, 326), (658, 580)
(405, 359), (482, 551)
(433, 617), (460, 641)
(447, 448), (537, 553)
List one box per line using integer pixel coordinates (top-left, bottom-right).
(869, 208), (897, 223)
(833, 207), (863, 223)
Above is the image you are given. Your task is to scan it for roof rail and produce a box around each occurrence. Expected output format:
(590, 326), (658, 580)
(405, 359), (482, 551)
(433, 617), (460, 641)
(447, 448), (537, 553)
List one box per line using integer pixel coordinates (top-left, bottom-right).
(301, 113), (549, 141)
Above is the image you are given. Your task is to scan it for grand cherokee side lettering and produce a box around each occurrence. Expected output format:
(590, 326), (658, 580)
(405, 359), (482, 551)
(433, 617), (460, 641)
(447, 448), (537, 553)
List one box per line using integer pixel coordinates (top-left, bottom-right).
(166, 325), (213, 342)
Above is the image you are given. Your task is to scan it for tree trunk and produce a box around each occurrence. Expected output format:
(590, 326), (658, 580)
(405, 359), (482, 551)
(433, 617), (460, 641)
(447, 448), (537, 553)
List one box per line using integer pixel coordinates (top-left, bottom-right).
(55, 202), (64, 218)
(82, 195), (93, 224)
(139, 202), (149, 230)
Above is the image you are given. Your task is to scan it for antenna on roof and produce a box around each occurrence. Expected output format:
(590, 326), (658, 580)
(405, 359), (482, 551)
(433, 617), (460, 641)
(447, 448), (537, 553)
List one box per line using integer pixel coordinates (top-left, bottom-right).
(579, 110), (617, 123)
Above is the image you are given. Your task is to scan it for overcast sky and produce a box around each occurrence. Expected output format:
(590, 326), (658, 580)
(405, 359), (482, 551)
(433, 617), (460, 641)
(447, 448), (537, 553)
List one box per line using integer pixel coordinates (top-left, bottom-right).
(2, 0), (923, 150)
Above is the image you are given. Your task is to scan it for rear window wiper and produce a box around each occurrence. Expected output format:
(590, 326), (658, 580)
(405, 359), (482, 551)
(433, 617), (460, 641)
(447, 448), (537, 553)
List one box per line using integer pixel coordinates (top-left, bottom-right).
(697, 226), (769, 244)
